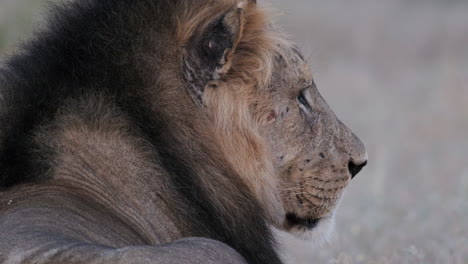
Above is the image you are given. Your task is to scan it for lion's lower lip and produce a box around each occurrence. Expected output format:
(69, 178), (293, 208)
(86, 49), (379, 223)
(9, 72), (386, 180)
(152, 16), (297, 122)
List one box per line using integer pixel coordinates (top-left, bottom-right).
(286, 213), (321, 229)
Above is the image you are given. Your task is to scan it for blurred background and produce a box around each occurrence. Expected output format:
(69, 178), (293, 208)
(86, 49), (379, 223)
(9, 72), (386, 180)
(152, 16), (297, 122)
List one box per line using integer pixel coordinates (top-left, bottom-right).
(1, 0), (467, 263)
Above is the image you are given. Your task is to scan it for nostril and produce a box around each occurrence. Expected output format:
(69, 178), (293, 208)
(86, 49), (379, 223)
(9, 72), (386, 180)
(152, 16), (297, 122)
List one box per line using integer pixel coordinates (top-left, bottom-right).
(348, 160), (367, 179)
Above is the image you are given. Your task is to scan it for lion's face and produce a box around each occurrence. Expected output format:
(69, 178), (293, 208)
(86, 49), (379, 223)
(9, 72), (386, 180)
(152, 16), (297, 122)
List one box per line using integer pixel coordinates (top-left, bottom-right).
(203, 43), (367, 241)
(250, 46), (368, 240)
(179, 0), (366, 241)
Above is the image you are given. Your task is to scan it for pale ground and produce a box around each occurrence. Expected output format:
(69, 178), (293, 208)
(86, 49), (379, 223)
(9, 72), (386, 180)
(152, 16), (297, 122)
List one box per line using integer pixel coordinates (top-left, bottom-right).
(1, 0), (467, 263)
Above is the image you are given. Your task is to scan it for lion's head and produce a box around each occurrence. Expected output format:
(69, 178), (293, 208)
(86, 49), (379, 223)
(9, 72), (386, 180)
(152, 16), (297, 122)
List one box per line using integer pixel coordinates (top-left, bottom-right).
(176, 0), (367, 242)
(254, 47), (368, 241)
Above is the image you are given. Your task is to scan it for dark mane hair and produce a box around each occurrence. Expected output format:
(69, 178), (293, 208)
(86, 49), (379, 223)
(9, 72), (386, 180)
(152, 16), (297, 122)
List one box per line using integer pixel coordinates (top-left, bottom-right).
(0, 0), (283, 263)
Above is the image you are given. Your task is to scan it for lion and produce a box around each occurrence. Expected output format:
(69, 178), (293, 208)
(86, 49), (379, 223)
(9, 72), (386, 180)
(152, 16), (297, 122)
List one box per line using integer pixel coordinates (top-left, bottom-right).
(0, 0), (367, 263)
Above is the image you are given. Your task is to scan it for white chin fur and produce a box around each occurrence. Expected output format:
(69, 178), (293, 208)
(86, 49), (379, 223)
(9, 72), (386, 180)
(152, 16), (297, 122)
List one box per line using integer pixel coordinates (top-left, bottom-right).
(272, 215), (336, 263)
(290, 214), (336, 243)
(273, 213), (336, 247)
(291, 214), (335, 242)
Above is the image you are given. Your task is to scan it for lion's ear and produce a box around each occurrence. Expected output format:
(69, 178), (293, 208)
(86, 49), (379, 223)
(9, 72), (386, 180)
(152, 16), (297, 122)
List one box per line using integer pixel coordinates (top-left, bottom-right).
(183, 5), (246, 105)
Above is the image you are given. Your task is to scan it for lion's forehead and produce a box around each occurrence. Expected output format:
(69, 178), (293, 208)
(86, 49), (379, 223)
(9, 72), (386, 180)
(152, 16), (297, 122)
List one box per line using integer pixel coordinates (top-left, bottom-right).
(270, 47), (314, 89)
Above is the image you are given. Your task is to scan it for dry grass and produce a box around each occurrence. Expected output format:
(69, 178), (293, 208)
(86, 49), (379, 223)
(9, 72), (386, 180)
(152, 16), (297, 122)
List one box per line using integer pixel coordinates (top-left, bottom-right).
(1, 0), (467, 263)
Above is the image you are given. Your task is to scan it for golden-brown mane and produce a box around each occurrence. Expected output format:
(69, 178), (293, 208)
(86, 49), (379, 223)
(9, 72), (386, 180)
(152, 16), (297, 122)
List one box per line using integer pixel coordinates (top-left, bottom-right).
(176, 0), (293, 224)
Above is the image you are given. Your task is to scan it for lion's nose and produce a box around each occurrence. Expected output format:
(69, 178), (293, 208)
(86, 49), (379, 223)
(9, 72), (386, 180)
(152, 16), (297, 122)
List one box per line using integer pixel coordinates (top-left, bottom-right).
(348, 159), (367, 179)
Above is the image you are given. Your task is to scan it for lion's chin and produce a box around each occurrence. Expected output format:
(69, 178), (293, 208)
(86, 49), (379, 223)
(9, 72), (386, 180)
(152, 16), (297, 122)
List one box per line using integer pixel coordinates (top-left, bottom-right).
(288, 215), (335, 243)
(275, 213), (336, 246)
(272, 215), (336, 264)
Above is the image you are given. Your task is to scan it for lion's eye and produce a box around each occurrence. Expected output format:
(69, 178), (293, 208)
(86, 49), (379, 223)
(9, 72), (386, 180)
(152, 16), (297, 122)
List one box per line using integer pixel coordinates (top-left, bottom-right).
(297, 90), (311, 110)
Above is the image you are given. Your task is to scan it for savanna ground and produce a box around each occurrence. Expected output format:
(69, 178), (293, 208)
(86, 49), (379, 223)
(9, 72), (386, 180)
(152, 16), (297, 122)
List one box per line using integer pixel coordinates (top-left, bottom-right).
(1, 0), (467, 263)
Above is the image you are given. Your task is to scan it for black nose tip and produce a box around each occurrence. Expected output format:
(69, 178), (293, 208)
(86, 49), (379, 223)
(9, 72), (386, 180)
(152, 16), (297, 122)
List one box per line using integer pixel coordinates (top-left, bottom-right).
(348, 160), (367, 179)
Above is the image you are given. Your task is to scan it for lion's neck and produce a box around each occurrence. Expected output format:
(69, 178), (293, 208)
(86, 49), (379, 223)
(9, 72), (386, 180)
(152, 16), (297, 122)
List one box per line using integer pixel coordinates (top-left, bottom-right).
(29, 96), (185, 245)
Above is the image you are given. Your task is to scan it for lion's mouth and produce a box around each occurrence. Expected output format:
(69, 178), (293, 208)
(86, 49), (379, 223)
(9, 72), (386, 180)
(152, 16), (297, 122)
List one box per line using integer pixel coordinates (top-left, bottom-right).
(285, 213), (321, 229)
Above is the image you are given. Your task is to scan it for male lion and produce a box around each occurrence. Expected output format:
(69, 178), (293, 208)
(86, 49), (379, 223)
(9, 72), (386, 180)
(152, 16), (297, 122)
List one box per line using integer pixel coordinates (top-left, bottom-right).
(0, 0), (367, 263)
